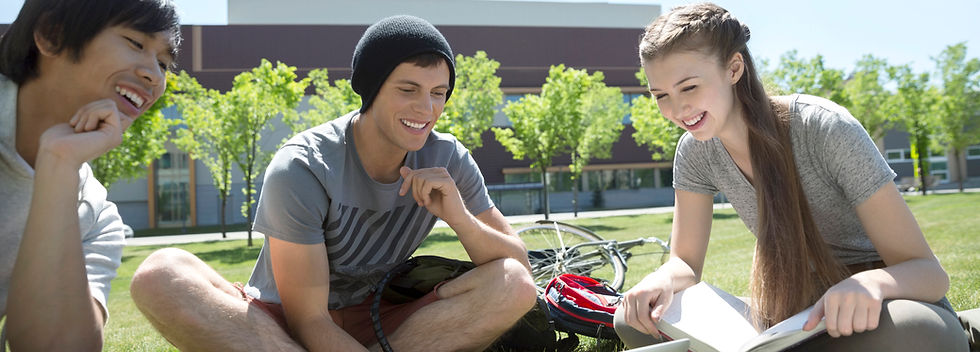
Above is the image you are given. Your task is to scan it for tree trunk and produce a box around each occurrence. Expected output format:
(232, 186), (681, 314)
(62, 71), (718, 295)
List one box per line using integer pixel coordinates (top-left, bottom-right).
(220, 193), (227, 239)
(246, 133), (256, 247)
(916, 136), (929, 196)
(572, 180), (578, 218)
(954, 148), (965, 192)
(541, 166), (550, 220)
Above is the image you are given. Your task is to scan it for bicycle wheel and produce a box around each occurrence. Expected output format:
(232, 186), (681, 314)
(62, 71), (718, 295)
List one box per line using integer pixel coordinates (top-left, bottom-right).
(517, 222), (627, 292)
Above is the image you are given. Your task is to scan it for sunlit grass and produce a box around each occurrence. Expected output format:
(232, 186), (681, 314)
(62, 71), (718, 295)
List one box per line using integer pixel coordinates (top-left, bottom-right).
(105, 192), (980, 351)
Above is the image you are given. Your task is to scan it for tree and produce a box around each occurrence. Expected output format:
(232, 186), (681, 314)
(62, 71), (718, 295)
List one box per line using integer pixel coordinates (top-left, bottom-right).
(770, 50), (849, 106)
(843, 55), (894, 153)
(169, 71), (237, 238)
(494, 65), (619, 218)
(227, 59), (310, 246)
(436, 51), (504, 151)
(932, 42), (980, 192)
(90, 81), (174, 189)
(630, 68), (684, 161)
(570, 83), (627, 215)
(888, 64), (937, 196)
(284, 68), (359, 138)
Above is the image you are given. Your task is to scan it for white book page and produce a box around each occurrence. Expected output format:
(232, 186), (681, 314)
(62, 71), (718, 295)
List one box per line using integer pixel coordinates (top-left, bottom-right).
(737, 306), (826, 352)
(660, 282), (759, 352)
(758, 307), (814, 337)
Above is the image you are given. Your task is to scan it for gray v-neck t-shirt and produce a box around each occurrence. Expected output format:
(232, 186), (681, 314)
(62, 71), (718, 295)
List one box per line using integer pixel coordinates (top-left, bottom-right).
(672, 94), (895, 265)
(246, 112), (493, 309)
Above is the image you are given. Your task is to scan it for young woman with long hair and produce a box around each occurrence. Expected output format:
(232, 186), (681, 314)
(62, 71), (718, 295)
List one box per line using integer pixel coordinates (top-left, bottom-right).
(614, 3), (967, 351)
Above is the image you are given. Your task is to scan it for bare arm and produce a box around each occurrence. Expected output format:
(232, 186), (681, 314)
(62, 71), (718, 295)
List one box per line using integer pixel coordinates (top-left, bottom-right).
(268, 236), (367, 352)
(621, 189), (715, 337)
(805, 182), (949, 336)
(853, 182), (948, 301)
(7, 100), (130, 351)
(399, 167), (529, 269)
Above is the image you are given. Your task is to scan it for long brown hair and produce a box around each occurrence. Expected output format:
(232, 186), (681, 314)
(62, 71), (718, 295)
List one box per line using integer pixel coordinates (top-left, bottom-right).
(639, 3), (848, 328)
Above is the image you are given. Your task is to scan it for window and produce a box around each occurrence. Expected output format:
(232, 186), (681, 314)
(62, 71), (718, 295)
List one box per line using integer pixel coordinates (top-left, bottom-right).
(968, 145), (980, 159)
(885, 149), (911, 162)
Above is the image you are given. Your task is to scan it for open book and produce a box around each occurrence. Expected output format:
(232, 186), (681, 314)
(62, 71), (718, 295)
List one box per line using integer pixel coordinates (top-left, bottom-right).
(655, 282), (826, 352)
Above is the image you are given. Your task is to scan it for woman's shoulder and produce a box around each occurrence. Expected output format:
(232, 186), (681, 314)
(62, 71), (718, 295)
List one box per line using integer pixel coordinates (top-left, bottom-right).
(778, 94), (863, 134)
(779, 94), (853, 121)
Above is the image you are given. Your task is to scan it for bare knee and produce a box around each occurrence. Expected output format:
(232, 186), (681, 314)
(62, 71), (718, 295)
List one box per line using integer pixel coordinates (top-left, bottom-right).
(484, 258), (538, 316)
(130, 248), (208, 308)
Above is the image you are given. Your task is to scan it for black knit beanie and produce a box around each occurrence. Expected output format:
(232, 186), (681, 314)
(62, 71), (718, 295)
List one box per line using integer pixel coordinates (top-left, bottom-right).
(352, 15), (455, 113)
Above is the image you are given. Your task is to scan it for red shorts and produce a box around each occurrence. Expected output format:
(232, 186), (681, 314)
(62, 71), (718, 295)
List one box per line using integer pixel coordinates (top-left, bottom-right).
(234, 284), (441, 346)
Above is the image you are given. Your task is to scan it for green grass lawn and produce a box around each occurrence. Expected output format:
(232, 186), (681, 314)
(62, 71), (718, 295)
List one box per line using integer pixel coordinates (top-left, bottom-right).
(104, 192), (980, 351)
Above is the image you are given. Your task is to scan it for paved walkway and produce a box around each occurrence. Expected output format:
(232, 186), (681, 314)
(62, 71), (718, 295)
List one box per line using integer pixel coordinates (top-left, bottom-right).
(126, 187), (978, 247)
(125, 203), (735, 247)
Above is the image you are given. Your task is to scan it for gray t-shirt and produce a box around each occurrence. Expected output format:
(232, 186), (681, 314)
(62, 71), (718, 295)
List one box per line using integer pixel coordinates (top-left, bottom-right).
(246, 112), (493, 309)
(0, 74), (125, 321)
(672, 94), (895, 265)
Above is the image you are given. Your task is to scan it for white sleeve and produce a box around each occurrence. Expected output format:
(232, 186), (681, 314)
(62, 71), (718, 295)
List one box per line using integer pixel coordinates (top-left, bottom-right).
(77, 164), (126, 321)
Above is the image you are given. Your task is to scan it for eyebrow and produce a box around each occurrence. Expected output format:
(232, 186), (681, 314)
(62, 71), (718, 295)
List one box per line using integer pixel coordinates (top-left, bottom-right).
(649, 75), (698, 92)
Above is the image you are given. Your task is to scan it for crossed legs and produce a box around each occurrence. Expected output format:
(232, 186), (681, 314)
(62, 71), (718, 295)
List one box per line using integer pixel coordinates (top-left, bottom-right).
(130, 248), (537, 351)
(130, 248), (303, 351)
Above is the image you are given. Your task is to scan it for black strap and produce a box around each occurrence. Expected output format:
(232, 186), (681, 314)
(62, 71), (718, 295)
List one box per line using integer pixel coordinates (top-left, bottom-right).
(372, 268), (400, 352)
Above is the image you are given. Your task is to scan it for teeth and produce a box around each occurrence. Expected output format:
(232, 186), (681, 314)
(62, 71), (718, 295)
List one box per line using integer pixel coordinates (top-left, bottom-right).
(115, 86), (145, 109)
(684, 112), (704, 126)
(401, 119), (426, 129)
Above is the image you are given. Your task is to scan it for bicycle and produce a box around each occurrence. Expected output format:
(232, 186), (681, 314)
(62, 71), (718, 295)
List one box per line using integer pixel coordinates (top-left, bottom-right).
(517, 219), (670, 292)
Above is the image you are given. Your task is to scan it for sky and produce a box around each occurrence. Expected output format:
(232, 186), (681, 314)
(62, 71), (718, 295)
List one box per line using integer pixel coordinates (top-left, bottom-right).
(2, 0), (977, 76)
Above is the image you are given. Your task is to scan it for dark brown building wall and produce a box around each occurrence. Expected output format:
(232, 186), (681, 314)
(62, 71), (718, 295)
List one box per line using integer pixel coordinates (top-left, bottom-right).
(182, 24), (645, 91)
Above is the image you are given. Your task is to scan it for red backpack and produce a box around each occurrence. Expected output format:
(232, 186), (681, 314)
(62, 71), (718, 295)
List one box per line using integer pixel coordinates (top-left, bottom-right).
(545, 274), (622, 340)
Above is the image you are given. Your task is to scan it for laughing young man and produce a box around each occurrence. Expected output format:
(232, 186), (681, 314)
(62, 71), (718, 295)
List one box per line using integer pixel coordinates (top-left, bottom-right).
(130, 15), (536, 351)
(0, 0), (180, 349)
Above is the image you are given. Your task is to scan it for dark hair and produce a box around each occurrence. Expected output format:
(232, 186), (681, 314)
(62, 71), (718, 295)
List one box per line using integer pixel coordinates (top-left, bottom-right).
(640, 3), (847, 328)
(402, 52), (450, 69)
(0, 0), (182, 84)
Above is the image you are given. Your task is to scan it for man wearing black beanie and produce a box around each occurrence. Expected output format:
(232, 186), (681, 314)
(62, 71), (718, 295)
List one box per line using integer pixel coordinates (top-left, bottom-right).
(131, 15), (536, 351)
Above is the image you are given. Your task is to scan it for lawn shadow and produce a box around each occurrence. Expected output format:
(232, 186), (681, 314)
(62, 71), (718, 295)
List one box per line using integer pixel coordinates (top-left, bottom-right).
(417, 232), (458, 249)
(576, 224), (623, 233)
(195, 246), (263, 265)
(712, 213), (738, 220)
(660, 212), (738, 224)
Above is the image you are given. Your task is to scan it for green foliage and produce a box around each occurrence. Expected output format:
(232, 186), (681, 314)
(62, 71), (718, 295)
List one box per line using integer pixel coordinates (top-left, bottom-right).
(494, 65), (624, 217)
(436, 51), (504, 151)
(630, 68), (684, 161)
(842, 55), (894, 148)
(285, 68), (360, 137)
(630, 95), (683, 161)
(169, 71), (237, 236)
(888, 64), (938, 194)
(495, 65), (623, 171)
(770, 50), (848, 106)
(226, 59), (310, 245)
(571, 84), (627, 178)
(932, 43), (980, 188)
(90, 82), (174, 189)
(495, 94), (549, 167)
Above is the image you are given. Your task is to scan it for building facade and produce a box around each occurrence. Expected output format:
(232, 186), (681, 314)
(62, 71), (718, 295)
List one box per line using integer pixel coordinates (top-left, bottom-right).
(4, 1), (976, 231)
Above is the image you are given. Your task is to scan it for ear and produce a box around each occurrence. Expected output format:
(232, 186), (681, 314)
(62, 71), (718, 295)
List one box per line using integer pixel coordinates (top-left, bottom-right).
(727, 52), (745, 85)
(33, 30), (59, 57)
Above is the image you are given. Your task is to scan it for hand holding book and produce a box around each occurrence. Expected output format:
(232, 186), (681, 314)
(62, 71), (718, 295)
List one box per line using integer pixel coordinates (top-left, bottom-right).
(652, 282), (828, 352)
(620, 269), (676, 340)
(803, 275), (884, 338)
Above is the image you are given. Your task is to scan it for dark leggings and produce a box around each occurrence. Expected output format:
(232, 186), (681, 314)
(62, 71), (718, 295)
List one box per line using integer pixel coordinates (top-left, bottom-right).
(614, 299), (968, 351)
